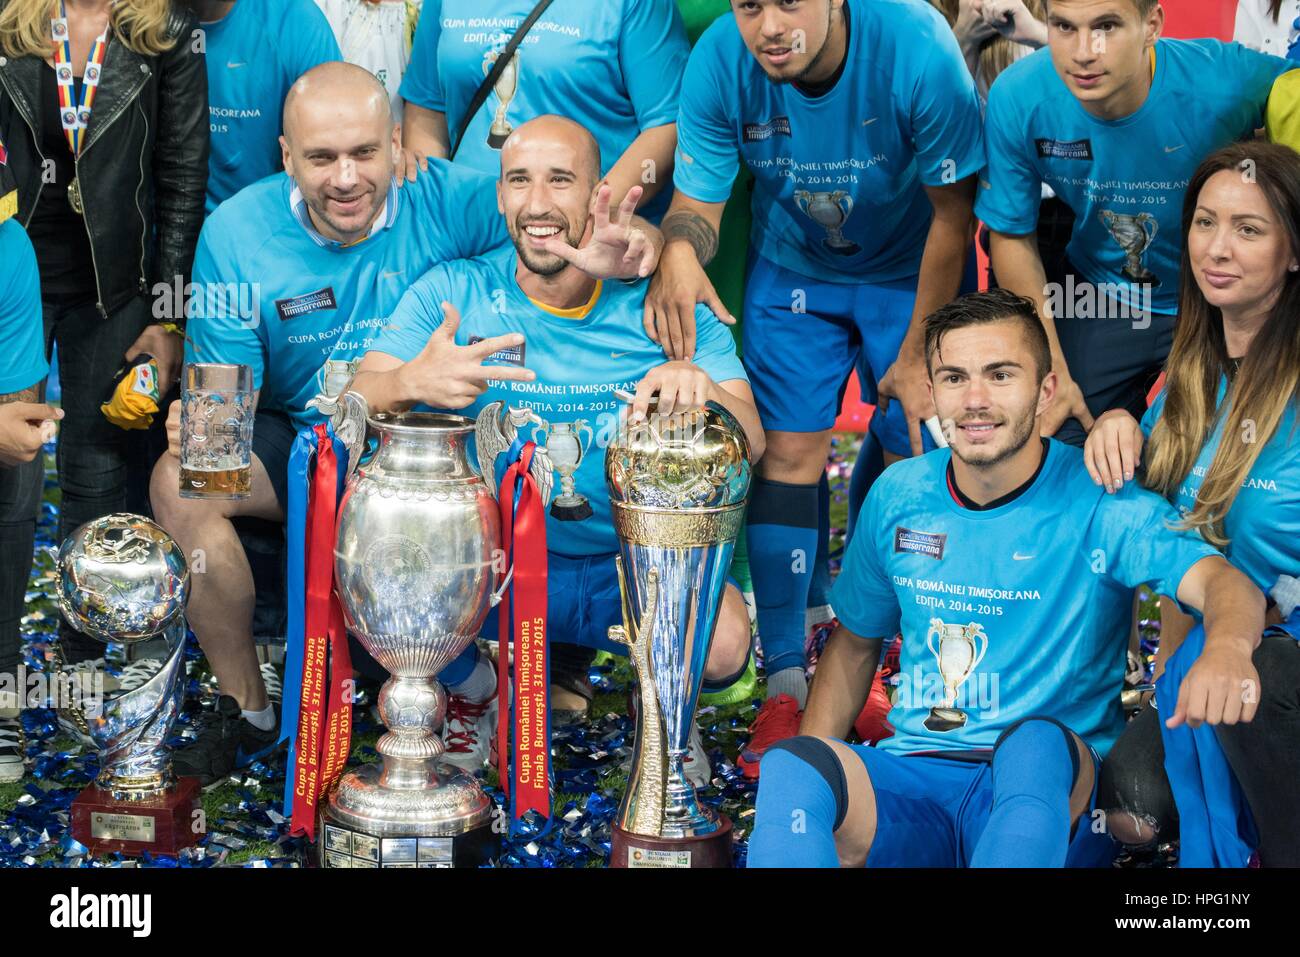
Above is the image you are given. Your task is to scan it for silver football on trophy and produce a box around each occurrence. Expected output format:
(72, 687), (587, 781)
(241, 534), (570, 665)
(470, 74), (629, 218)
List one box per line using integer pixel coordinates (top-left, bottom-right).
(56, 513), (189, 645)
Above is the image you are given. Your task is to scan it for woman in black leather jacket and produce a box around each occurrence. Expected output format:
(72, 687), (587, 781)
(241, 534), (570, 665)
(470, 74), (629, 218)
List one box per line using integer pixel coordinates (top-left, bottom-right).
(0, 0), (207, 664)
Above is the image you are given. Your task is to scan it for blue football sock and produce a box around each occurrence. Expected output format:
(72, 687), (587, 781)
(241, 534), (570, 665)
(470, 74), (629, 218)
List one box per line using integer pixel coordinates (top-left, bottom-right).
(807, 472), (832, 609)
(747, 478), (819, 675)
(846, 428), (884, 545)
(749, 745), (842, 867)
(970, 719), (1077, 867)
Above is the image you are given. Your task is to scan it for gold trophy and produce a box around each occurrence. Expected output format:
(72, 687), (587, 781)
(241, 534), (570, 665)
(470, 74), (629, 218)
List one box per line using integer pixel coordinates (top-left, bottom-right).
(482, 47), (520, 149)
(923, 619), (988, 732)
(605, 402), (752, 868)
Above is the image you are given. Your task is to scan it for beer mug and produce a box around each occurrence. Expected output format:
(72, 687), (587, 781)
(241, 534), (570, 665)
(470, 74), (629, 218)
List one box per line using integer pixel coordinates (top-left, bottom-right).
(179, 363), (254, 500)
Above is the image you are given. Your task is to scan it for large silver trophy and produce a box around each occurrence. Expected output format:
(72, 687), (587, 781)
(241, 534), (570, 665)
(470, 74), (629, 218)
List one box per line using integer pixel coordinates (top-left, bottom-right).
(321, 411), (499, 868)
(605, 402), (751, 868)
(56, 513), (200, 856)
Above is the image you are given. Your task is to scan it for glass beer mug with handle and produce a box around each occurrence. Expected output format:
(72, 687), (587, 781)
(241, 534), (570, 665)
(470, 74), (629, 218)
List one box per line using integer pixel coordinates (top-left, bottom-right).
(179, 363), (254, 500)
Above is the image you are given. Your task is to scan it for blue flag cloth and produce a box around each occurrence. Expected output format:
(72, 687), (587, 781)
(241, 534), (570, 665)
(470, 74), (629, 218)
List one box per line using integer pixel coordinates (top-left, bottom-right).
(1156, 624), (1259, 867)
(281, 424), (349, 818)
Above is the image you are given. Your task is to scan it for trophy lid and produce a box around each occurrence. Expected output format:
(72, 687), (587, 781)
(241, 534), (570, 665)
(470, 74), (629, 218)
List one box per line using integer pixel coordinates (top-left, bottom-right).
(605, 401), (752, 509)
(56, 513), (189, 644)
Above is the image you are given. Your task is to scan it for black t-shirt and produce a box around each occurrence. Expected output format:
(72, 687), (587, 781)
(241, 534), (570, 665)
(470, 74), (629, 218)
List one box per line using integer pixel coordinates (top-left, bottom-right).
(25, 63), (98, 309)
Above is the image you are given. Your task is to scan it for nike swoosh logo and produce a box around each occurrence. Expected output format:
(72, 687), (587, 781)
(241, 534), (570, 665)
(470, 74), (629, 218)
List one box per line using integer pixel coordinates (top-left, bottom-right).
(1012, 552), (1035, 561)
(381, 270), (403, 280)
(610, 351), (632, 359)
(1164, 144), (1184, 153)
(227, 61), (247, 69)
(862, 117), (878, 126)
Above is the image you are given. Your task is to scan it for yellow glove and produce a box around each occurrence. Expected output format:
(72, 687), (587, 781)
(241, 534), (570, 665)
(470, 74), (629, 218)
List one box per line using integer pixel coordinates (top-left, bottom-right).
(100, 356), (161, 430)
(1266, 69), (1300, 150)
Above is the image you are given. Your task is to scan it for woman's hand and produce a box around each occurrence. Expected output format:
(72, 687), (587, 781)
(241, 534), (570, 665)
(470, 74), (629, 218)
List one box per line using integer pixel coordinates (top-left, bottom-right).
(1083, 409), (1145, 493)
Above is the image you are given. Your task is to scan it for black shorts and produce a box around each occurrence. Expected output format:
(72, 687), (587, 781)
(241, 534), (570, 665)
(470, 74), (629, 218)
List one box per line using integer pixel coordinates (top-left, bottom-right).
(1049, 258), (1175, 448)
(251, 409), (298, 509)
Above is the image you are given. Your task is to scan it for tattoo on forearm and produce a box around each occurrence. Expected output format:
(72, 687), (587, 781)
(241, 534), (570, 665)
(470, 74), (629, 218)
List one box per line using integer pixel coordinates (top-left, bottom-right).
(662, 212), (719, 266)
(0, 387), (40, 405)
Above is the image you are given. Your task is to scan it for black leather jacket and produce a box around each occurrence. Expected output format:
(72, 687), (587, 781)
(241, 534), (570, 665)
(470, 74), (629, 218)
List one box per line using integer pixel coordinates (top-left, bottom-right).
(0, 1), (208, 321)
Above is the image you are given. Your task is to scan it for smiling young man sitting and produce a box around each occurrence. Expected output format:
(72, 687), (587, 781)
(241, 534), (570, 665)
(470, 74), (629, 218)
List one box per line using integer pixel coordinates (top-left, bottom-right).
(747, 288), (1266, 868)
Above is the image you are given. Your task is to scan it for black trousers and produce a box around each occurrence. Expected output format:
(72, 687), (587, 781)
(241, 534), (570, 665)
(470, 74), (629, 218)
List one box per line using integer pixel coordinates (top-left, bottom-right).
(0, 455), (43, 675)
(43, 296), (169, 664)
(1099, 634), (1300, 866)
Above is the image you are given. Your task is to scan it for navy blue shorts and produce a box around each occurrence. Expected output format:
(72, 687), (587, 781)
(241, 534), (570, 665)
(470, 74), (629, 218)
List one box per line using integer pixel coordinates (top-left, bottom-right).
(250, 409), (297, 509)
(741, 252), (927, 456)
(849, 745), (1113, 868)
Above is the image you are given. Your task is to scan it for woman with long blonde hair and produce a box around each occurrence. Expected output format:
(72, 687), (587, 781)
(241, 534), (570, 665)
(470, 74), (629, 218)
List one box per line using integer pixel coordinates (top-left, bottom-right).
(1086, 141), (1300, 866)
(0, 0), (206, 677)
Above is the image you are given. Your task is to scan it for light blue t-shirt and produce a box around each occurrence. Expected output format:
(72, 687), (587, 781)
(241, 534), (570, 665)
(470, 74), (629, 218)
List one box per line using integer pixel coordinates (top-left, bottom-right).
(831, 440), (1219, 757)
(399, 0), (688, 221)
(1142, 382), (1300, 598)
(186, 163), (507, 429)
(202, 0), (341, 213)
(372, 244), (748, 556)
(673, 0), (983, 284)
(0, 219), (49, 395)
(977, 40), (1291, 316)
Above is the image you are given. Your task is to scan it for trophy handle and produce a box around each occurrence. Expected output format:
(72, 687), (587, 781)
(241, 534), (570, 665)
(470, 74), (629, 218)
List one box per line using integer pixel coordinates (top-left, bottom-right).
(610, 560), (667, 837)
(530, 423), (548, 448)
(832, 191), (853, 217)
(969, 624), (989, 671)
(574, 419), (593, 452)
(925, 618), (943, 662)
(794, 190), (811, 215)
(1139, 213), (1158, 245)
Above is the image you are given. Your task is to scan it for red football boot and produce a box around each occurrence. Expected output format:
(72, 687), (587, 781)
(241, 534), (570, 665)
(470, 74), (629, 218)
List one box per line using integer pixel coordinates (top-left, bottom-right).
(853, 670), (895, 744)
(736, 694), (803, 780)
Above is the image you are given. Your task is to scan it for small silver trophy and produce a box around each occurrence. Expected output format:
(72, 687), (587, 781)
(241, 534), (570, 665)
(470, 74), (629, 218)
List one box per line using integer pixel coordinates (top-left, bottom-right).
(795, 189), (861, 255)
(543, 419), (593, 521)
(482, 46), (520, 149)
(1099, 209), (1160, 286)
(57, 513), (200, 856)
(922, 618), (989, 733)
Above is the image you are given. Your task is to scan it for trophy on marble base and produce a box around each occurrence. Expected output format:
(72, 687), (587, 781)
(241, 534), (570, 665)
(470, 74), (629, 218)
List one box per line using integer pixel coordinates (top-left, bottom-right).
(604, 402), (752, 868)
(320, 411), (500, 868)
(57, 514), (201, 857)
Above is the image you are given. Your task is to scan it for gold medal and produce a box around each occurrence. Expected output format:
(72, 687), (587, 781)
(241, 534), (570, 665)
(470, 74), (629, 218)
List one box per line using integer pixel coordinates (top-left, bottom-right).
(67, 176), (84, 215)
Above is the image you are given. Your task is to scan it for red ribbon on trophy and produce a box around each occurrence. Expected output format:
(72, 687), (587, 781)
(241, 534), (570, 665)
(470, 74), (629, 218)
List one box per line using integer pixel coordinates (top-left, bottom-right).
(495, 440), (550, 823)
(290, 425), (354, 839)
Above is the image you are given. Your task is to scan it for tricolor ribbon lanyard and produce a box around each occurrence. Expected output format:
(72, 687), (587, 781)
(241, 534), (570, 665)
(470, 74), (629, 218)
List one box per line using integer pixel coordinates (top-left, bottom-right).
(288, 424), (354, 840)
(494, 437), (552, 835)
(50, 0), (108, 214)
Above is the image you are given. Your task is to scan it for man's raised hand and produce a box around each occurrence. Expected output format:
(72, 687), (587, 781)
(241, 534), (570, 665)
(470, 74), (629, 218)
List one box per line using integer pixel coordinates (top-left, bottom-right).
(395, 302), (536, 409)
(539, 184), (658, 280)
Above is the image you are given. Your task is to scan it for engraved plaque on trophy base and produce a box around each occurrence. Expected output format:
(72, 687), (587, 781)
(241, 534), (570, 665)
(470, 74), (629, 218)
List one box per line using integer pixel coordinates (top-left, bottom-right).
(70, 776), (203, 857)
(317, 810), (496, 869)
(610, 814), (733, 869)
